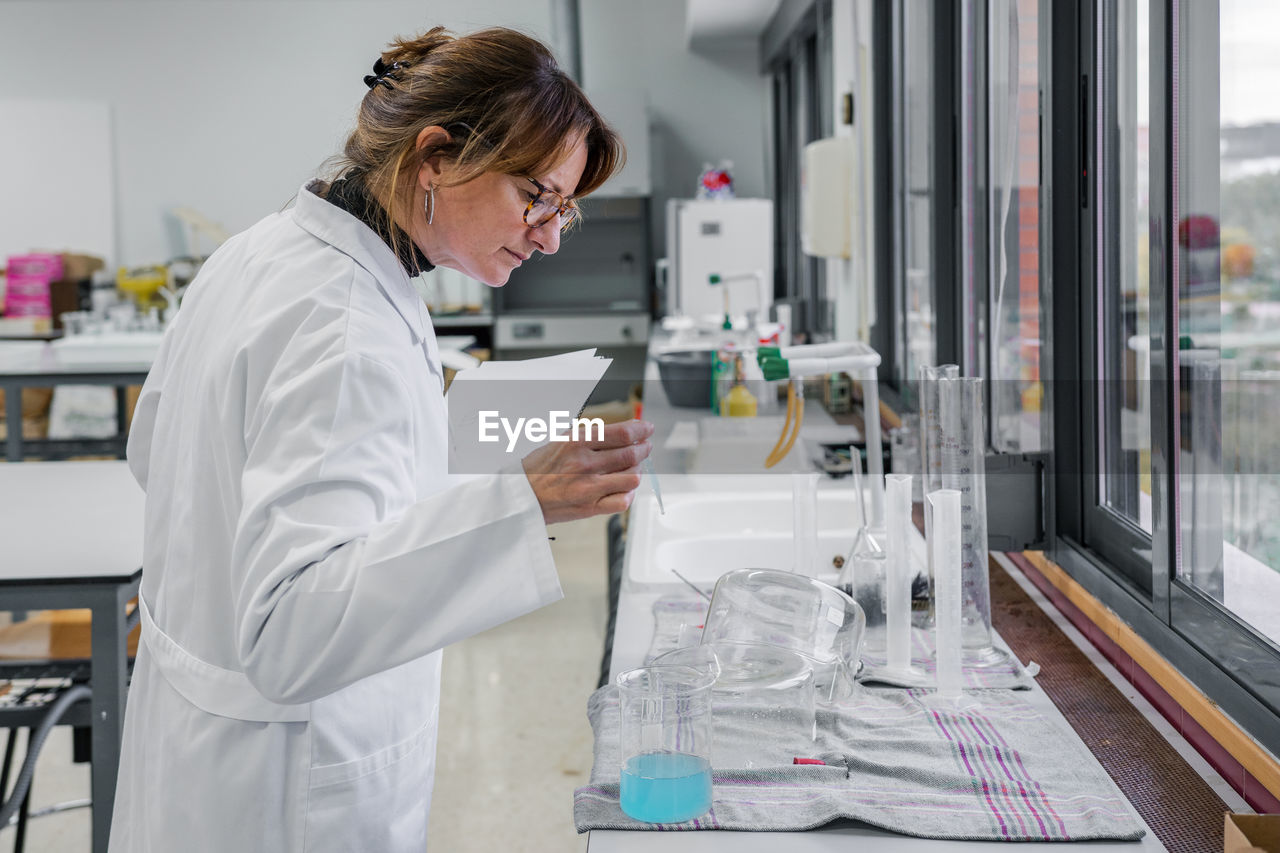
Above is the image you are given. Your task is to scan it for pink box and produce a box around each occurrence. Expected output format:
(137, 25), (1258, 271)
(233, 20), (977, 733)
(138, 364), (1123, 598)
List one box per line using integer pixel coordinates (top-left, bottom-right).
(3, 273), (52, 317)
(4, 275), (51, 295)
(6, 253), (63, 281)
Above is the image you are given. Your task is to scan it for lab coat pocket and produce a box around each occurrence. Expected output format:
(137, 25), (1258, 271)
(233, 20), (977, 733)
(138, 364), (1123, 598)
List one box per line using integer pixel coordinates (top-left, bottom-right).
(303, 720), (437, 853)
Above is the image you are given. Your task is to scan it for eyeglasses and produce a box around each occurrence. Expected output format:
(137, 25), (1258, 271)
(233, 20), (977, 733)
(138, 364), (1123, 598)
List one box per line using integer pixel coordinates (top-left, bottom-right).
(523, 177), (579, 230)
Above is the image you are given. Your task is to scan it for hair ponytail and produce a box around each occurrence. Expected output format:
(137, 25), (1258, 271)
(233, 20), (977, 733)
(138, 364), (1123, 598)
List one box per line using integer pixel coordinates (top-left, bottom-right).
(329, 26), (623, 241)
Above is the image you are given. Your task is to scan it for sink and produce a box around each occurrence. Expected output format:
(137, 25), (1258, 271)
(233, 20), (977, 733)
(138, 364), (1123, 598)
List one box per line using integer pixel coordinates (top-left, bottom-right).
(649, 531), (854, 584)
(624, 475), (863, 589)
(650, 490), (860, 536)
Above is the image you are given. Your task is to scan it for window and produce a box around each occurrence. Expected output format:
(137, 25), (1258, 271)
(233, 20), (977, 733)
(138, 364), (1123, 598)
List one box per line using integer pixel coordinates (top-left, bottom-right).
(1174, 0), (1280, 646)
(1100, 0), (1153, 532)
(872, 0), (1280, 751)
(1074, 0), (1159, 596)
(892, 0), (938, 387)
(1050, 0), (1280, 755)
(961, 0), (1046, 452)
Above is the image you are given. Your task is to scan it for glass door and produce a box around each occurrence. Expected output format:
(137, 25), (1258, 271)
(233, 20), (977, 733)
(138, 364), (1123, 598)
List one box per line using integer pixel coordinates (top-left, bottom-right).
(1172, 0), (1280, 656)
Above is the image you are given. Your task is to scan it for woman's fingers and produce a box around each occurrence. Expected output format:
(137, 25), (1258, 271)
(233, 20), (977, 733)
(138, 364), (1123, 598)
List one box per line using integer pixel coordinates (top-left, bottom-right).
(586, 419), (654, 450)
(585, 440), (651, 474)
(523, 420), (653, 524)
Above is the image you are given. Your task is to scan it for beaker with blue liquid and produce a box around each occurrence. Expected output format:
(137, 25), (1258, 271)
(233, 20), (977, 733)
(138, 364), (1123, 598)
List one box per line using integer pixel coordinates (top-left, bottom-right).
(616, 665), (716, 824)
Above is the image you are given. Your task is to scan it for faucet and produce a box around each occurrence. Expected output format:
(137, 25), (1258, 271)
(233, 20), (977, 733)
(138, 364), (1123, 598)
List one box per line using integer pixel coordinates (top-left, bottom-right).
(708, 269), (767, 331)
(756, 341), (886, 533)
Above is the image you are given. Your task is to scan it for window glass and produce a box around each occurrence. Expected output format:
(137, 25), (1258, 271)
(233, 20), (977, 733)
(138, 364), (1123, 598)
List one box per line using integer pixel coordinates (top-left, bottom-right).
(1100, 0), (1153, 533)
(987, 0), (1044, 452)
(899, 0), (936, 384)
(1176, 0), (1280, 645)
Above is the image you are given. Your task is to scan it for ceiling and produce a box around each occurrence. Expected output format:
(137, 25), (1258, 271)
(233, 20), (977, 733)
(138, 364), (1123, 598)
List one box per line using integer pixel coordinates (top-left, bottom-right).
(684, 0), (783, 47)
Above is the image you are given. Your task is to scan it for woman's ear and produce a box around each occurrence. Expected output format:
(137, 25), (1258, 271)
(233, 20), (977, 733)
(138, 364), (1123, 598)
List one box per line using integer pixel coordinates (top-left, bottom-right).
(415, 125), (452, 190)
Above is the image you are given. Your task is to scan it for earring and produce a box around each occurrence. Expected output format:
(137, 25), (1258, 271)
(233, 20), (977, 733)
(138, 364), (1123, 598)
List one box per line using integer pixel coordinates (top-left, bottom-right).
(426, 184), (436, 225)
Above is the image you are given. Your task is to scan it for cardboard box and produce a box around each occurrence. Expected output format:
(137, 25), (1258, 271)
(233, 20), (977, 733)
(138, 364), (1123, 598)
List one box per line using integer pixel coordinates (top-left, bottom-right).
(1226, 813), (1280, 853)
(2, 253), (103, 321)
(52, 252), (105, 283)
(0, 607), (140, 660)
(50, 278), (87, 329)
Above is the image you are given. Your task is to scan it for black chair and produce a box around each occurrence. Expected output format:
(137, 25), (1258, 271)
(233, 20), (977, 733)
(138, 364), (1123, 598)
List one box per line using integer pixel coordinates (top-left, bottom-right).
(1, 662), (93, 853)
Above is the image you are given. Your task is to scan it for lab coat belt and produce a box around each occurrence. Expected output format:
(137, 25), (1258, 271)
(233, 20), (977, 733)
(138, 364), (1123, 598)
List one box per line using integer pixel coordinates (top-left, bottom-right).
(137, 596), (312, 723)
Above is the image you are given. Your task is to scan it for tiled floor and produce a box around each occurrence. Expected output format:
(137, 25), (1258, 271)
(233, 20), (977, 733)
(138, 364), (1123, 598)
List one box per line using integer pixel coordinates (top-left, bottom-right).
(1, 515), (609, 852)
(428, 515), (607, 852)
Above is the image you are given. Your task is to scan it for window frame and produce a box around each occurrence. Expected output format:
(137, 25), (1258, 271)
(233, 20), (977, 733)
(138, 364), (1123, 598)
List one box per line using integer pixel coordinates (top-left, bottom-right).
(1048, 0), (1280, 758)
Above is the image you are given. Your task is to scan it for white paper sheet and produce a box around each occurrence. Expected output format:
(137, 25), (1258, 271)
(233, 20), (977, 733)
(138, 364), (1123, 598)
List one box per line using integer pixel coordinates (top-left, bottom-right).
(447, 349), (612, 474)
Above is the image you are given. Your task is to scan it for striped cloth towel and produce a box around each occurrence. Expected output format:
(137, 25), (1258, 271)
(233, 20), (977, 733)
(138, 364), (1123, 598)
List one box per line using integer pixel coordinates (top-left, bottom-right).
(573, 684), (1145, 841)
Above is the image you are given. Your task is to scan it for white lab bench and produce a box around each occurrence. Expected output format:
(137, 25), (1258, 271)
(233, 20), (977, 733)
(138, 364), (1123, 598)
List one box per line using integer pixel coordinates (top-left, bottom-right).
(0, 461), (144, 853)
(590, 586), (1163, 851)
(0, 333), (478, 461)
(585, 338), (1163, 850)
(0, 340), (151, 461)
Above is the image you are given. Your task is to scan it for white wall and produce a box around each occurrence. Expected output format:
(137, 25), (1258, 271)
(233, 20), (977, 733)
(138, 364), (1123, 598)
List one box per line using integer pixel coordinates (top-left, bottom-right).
(579, 0), (771, 261)
(0, 1), (555, 268)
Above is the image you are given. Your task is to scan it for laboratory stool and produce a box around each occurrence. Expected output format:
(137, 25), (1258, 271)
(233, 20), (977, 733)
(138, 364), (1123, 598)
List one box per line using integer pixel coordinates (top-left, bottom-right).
(1, 662), (93, 853)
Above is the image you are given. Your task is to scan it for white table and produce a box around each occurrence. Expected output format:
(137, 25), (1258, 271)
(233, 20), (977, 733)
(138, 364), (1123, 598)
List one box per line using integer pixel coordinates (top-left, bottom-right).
(1, 333), (481, 461)
(0, 341), (151, 462)
(0, 461), (144, 853)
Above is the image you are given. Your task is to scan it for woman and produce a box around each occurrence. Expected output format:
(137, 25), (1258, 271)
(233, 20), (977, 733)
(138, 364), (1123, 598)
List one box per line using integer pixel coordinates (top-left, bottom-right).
(109, 26), (652, 852)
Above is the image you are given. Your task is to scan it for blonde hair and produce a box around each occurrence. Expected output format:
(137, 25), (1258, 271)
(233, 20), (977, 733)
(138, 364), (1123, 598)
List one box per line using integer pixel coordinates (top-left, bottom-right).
(327, 26), (623, 242)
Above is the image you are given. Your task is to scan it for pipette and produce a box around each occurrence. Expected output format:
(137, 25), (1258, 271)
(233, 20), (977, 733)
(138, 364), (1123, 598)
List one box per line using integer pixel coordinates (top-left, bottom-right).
(643, 457), (666, 515)
(670, 567), (711, 601)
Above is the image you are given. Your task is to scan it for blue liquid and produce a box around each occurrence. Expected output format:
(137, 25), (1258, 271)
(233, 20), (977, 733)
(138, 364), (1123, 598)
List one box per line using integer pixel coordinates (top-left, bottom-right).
(619, 751), (712, 823)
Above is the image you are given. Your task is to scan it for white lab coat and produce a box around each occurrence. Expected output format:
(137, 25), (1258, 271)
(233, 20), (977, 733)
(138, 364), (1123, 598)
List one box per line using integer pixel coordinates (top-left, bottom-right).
(109, 184), (561, 852)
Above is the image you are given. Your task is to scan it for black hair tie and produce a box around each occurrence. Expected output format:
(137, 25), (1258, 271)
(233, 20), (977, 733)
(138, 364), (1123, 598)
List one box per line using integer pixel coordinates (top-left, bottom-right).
(363, 57), (404, 91)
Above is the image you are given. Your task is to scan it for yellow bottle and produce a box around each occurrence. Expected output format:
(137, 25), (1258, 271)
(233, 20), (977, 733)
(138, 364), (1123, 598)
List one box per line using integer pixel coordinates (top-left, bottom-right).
(719, 383), (757, 416)
(719, 356), (758, 416)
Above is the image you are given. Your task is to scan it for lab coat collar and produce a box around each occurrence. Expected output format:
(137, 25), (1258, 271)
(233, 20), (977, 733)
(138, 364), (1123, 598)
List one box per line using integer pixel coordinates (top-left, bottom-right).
(292, 182), (429, 344)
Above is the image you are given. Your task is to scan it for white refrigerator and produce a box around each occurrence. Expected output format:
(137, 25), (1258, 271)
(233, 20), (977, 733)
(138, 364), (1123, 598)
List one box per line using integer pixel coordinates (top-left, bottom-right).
(664, 198), (774, 323)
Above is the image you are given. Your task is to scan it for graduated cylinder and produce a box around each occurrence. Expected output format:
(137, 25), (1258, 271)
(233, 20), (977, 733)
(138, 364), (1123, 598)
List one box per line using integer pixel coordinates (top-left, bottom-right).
(937, 376), (1003, 665)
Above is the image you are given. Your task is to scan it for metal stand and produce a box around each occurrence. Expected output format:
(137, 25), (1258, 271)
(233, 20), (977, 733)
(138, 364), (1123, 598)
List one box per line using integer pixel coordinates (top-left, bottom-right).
(1, 574), (138, 853)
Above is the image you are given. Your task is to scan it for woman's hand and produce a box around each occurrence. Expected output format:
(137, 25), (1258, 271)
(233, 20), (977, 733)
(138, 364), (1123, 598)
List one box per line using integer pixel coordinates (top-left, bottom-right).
(522, 419), (655, 524)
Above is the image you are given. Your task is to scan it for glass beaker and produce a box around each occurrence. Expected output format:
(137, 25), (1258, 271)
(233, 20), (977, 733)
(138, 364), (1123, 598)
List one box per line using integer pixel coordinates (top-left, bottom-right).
(845, 542), (886, 656)
(938, 377), (1006, 666)
(701, 568), (865, 702)
(890, 415), (922, 501)
(918, 364), (959, 627)
(654, 641), (817, 768)
(919, 364), (960, 493)
(616, 665), (716, 824)
(837, 454), (886, 654)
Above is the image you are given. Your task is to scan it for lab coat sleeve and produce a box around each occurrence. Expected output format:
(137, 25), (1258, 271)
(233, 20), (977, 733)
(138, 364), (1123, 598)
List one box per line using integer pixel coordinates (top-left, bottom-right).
(125, 382), (160, 491)
(233, 349), (560, 705)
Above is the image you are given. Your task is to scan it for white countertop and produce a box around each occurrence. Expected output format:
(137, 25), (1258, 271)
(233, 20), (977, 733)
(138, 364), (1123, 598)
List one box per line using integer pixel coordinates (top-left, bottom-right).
(0, 339), (154, 376)
(590, 471), (1165, 851)
(0, 460), (143, 582)
(591, 584), (1164, 851)
(0, 334), (479, 376)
